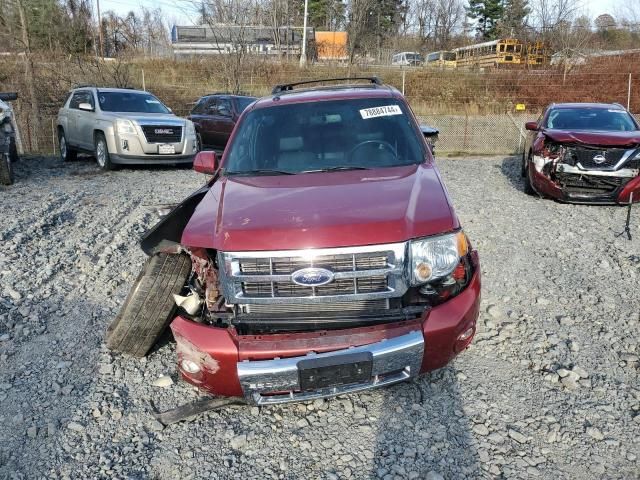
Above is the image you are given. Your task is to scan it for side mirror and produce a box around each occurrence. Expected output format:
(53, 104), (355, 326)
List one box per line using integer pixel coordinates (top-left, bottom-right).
(78, 102), (94, 112)
(193, 151), (218, 175)
(525, 121), (539, 131)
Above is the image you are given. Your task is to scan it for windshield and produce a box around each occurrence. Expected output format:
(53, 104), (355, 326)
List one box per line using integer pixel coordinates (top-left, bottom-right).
(98, 91), (170, 114)
(236, 96), (256, 113)
(443, 52), (456, 61)
(223, 98), (426, 175)
(546, 108), (638, 131)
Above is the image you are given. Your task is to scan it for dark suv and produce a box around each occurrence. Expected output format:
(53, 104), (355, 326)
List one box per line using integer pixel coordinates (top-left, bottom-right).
(188, 94), (256, 151)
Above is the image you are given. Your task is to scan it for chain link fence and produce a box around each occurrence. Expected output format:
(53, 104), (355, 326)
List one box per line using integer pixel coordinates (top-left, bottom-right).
(2, 56), (638, 156)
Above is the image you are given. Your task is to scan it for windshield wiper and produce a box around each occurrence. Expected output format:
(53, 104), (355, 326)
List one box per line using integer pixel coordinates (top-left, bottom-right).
(301, 166), (372, 173)
(224, 169), (295, 176)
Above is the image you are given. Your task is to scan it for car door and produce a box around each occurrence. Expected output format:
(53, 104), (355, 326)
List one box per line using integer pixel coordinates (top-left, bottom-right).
(212, 98), (235, 150)
(66, 91), (86, 146)
(188, 97), (208, 147)
(74, 91), (96, 150)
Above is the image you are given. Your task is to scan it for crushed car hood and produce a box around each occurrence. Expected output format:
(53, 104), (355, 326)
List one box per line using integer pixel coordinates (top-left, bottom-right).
(181, 164), (458, 251)
(543, 129), (640, 147)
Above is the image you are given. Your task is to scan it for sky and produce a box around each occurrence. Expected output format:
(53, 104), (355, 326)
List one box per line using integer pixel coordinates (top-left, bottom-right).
(99, 0), (625, 28)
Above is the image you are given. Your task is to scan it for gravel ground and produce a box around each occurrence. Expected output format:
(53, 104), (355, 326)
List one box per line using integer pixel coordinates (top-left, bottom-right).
(0, 154), (639, 480)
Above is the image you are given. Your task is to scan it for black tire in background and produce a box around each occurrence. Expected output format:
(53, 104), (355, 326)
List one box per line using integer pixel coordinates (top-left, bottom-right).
(9, 137), (18, 163)
(58, 129), (77, 162)
(0, 153), (14, 185)
(106, 253), (192, 357)
(523, 154), (536, 196)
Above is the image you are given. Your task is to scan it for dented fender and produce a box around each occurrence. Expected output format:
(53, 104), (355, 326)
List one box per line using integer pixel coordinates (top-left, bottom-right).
(140, 185), (210, 255)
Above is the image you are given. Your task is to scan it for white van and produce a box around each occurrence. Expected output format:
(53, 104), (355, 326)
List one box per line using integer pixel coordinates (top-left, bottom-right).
(391, 52), (423, 66)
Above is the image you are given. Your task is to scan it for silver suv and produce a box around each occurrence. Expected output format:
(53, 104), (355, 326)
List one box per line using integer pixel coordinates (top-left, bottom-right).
(57, 87), (198, 170)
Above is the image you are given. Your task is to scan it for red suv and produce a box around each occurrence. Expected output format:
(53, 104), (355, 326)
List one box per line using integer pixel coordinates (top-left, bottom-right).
(107, 78), (481, 405)
(188, 94), (257, 151)
(522, 102), (640, 204)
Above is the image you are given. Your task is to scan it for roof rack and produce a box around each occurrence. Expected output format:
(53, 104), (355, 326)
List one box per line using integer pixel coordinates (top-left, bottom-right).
(272, 77), (383, 95)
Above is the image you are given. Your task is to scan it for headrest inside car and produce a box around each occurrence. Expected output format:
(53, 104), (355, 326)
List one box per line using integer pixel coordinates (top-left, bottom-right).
(279, 136), (303, 151)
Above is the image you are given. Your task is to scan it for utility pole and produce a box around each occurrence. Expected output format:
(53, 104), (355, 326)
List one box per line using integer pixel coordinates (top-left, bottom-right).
(299, 0), (308, 67)
(96, 0), (104, 58)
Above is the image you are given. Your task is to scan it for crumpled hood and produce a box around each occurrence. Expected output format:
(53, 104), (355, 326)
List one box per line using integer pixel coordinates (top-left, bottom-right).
(543, 129), (640, 147)
(181, 164), (458, 251)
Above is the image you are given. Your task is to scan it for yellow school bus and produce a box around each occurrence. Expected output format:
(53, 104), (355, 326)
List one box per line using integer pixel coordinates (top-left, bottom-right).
(425, 51), (457, 68)
(524, 41), (551, 67)
(454, 38), (523, 68)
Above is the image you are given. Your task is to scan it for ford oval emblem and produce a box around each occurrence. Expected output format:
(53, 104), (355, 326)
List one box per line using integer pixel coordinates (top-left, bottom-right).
(291, 267), (334, 287)
(593, 154), (606, 164)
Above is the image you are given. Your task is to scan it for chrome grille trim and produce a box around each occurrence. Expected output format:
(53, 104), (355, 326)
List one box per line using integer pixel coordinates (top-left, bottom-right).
(218, 243), (408, 304)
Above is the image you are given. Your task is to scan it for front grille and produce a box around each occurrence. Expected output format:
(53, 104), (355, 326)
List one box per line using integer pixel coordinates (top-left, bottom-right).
(245, 299), (390, 315)
(556, 172), (629, 194)
(565, 147), (630, 170)
(141, 125), (182, 143)
(240, 275), (388, 298)
(219, 243), (408, 304)
(239, 254), (388, 275)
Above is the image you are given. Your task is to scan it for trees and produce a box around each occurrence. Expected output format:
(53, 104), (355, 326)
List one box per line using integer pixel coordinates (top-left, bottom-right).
(498, 0), (530, 37)
(346, 0), (405, 61)
(466, 0), (504, 40)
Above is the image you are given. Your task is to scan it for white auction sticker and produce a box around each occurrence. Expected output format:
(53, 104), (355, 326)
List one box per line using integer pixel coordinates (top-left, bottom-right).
(359, 105), (403, 119)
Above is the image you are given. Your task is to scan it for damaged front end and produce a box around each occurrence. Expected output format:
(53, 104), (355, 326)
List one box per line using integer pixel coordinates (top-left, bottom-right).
(158, 240), (480, 405)
(530, 136), (640, 204)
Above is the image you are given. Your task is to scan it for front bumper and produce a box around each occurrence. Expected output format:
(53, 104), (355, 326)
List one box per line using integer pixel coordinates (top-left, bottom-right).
(110, 153), (195, 165)
(170, 257), (481, 405)
(106, 128), (197, 164)
(529, 161), (640, 204)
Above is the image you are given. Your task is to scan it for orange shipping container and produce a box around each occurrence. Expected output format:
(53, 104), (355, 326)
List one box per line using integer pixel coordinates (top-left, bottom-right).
(316, 31), (348, 61)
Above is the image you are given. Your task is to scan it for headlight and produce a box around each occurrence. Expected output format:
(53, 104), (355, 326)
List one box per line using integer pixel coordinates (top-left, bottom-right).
(409, 231), (469, 285)
(115, 118), (136, 135)
(185, 120), (195, 136)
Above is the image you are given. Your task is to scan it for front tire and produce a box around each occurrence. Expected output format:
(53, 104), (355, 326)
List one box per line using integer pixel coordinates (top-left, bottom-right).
(59, 130), (77, 162)
(106, 253), (192, 357)
(94, 132), (113, 171)
(523, 154), (536, 195)
(9, 137), (18, 163)
(0, 153), (14, 185)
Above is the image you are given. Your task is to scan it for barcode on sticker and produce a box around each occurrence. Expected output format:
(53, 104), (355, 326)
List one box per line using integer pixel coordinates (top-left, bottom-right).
(360, 105), (402, 119)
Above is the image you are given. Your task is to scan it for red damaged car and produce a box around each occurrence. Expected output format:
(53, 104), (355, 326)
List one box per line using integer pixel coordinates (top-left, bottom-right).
(522, 102), (640, 204)
(106, 78), (481, 405)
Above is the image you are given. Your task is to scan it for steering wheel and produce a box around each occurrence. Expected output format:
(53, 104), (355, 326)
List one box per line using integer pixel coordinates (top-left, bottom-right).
(347, 140), (397, 163)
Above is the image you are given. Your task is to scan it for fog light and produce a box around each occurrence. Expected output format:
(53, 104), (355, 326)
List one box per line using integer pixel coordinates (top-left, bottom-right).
(181, 359), (201, 374)
(458, 327), (474, 342)
(414, 262), (432, 282)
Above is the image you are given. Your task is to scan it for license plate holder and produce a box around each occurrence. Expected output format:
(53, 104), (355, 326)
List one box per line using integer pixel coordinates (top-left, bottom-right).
(298, 352), (373, 391)
(158, 144), (175, 155)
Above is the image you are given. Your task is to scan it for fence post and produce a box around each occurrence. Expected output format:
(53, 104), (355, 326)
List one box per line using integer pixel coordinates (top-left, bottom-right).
(142, 68), (146, 91)
(402, 69), (406, 95)
(463, 112), (469, 152)
(627, 73), (631, 110)
(51, 118), (56, 155)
